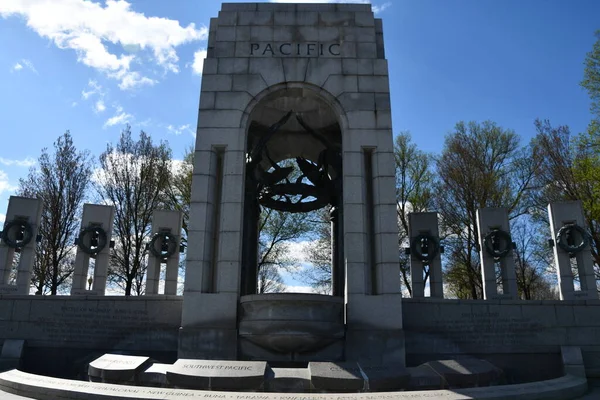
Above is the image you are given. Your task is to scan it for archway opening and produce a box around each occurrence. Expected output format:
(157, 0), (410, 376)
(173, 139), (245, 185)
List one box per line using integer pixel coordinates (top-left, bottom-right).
(241, 87), (344, 297)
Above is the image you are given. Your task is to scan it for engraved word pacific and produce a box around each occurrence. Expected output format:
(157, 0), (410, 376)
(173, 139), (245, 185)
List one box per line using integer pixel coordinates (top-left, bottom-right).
(249, 42), (341, 57)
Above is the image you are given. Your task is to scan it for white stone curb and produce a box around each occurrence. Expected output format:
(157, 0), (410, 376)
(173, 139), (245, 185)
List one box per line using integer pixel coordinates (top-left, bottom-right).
(0, 370), (588, 400)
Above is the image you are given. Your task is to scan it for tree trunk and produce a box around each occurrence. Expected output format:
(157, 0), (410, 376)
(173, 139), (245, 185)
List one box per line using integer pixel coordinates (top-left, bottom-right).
(401, 269), (412, 296)
(51, 256), (58, 295)
(35, 273), (44, 295)
(125, 278), (132, 296)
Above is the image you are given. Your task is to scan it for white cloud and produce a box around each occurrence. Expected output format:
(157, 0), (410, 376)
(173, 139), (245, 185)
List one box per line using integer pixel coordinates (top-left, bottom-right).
(0, 170), (17, 196)
(137, 118), (152, 128)
(170, 159), (185, 176)
(21, 59), (38, 74)
(284, 285), (315, 294)
(82, 79), (104, 100)
(270, 0), (391, 14)
(167, 124), (194, 136)
(95, 99), (106, 113)
(0, 213), (5, 224)
(191, 48), (207, 76)
(372, 2), (391, 14)
(82, 80), (112, 115)
(117, 71), (156, 90)
(287, 241), (311, 264)
(10, 59), (37, 74)
(104, 105), (133, 128)
(82, 78), (141, 124)
(0, 157), (36, 167)
(0, 0), (208, 90)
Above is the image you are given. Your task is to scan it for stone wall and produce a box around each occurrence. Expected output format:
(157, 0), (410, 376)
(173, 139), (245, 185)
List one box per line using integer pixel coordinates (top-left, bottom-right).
(0, 295), (182, 350)
(2, 295), (600, 380)
(403, 298), (600, 381)
(0, 295), (182, 376)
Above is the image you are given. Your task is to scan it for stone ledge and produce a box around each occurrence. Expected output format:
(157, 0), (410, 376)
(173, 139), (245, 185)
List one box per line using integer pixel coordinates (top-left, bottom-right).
(402, 297), (600, 306)
(0, 295), (183, 301)
(0, 369), (588, 400)
(221, 3), (372, 13)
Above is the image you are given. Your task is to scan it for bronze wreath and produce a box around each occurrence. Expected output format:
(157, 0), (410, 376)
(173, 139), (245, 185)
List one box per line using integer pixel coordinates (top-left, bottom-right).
(483, 229), (513, 259)
(149, 232), (177, 259)
(1, 219), (34, 249)
(556, 224), (589, 255)
(77, 226), (107, 255)
(410, 233), (439, 262)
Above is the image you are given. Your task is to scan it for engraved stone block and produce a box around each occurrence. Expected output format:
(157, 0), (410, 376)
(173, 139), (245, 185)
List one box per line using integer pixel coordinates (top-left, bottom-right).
(88, 354), (151, 383)
(166, 359), (267, 390)
(309, 362), (364, 392)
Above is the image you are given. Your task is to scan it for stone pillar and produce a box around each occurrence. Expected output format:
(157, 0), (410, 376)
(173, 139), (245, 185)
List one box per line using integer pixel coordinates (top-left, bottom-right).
(343, 141), (404, 365)
(330, 205), (344, 297)
(476, 207), (518, 300)
(408, 212), (443, 298)
(0, 196), (42, 295)
(344, 83), (404, 364)
(71, 204), (115, 296)
(179, 13), (244, 356)
(146, 210), (183, 296)
(241, 190), (259, 296)
(548, 201), (597, 300)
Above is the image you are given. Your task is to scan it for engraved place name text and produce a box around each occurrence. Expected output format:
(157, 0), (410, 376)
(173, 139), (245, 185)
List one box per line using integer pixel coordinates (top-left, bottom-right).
(250, 42), (340, 57)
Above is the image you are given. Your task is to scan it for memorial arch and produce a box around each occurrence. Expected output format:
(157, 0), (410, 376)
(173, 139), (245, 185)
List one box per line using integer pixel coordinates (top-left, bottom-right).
(180, 2), (404, 364)
(240, 84), (345, 297)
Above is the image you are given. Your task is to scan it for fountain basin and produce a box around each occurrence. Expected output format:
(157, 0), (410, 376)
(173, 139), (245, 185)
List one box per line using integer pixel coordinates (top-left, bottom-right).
(238, 293), (344, 354)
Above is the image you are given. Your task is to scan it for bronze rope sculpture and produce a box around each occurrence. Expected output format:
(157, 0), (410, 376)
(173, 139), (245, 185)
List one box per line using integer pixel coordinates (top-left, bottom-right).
(246, 112), (342, 213)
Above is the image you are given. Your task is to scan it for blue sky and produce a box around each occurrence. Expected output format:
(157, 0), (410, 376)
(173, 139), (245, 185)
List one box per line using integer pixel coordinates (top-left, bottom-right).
(0, 0), (598, 227)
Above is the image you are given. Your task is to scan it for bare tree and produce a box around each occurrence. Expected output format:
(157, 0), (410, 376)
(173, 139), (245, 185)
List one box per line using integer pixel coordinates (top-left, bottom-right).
(394, 132), (435, 296)
(18, 131), (92, 295)
(529, 120), (578, 212)
(300, 207), (332, 294)
(436, 121), (537, 299)
(96, 126), (172, 295)
(164, 145), (193, 242)
(257, 206), (314, 293)
(531, 119), (600, 278)
(511, 217), (558, 299)
(163, 146), (194, 293)
(257, 263), (286, 293)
